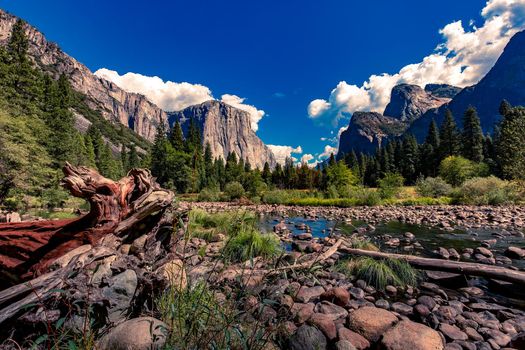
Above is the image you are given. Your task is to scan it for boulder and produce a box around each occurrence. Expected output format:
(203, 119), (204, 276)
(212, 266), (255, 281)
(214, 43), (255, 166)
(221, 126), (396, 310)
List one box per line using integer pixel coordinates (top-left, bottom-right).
(156, 258), (187, 291)
(315, 301), (348, 320)
(98, 317), (167, 350)
(102, 269), (137, 323)
(505, 246), (525, 259)
(295, 286), (325, 303)
(347, 306), (398, 342)
(320, 287), (350, 307)
(308, 313), (337, 340)
(338, 327), (370, 350)
(288, 325), (327, 350)
(380, 320), (444, 350)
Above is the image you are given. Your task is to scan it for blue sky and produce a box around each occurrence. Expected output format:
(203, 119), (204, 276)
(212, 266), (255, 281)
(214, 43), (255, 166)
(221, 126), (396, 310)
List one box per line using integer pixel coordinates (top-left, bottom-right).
(2, 0), (523, 165)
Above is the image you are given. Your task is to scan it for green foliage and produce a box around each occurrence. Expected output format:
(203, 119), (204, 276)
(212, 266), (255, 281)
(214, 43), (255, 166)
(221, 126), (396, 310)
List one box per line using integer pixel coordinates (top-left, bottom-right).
(416, 176), (452, 198)
(439, 156), (487, 186)
(377, 173), (404, 199)
(222, 227), (282, 263)
(223, 181), (245, 200)
(495, 104), (525, 180)
(337, 257), (419, 290)
(197, 186), (221, 202)
(461, 107), (484, 162)
(439, 110), (461, 158)
(453, 176), (519, 205)
(325, 160), (358, 197)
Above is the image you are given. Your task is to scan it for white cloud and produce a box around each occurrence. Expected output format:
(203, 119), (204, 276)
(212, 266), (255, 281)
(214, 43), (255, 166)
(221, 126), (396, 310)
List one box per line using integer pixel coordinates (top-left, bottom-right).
(94, 69), (266, 132)
(300, 154), (314, 164)
(319, 145), (338, 160)
(220, 94), (265, 132)
(94, 68), (213, 111)
(308, 0), (525, 126)
(267, 145), (303, 165)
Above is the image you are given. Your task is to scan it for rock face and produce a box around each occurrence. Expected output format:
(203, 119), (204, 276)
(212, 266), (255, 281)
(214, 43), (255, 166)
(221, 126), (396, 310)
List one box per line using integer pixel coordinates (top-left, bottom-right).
(409, 29), (525, 141)
(0, 9), (166, 142)
(337, 112), (406, 156)
(383, 84), (451, 122)
(168, 100), (276, 169)
(424, 84), (462, 99)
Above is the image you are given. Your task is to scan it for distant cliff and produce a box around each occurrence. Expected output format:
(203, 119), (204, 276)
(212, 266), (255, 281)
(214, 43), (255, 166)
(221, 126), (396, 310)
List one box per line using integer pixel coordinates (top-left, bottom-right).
(169, 101), (276, 169)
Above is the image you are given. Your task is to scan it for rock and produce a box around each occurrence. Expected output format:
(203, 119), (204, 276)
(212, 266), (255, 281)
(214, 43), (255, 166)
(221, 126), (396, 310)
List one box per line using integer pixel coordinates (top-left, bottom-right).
(336, 340), (357, 350)
(292, 303), (315, 324)
(320, 287), (350, 307)
(417, 295), (437, 310)
(308, 313), (337, 340)
(505, 246), (525, 259)
(338, 327), (370, 350)
(415, 304), (431, 317)
(349, 287), (365, 299)
(380, 320), (444, 350)
(510, 331), (525, 349)
(458, 287), (484, 297)
(156, 258), (187, 291)
(439, 323), (468, 341)
(288, 325), (327, 350)
(391, 302), (413, 315)
(315, 301), (348, 320)
(475, 247), (493, 258)
(437, 247), (450, 259)
(102, 269), (137, 323)
(98, 317), (167, 350)
(295, 286), (325, 303)
(130, 234), (148, 254)
(375, 299), (390, 310)
(347, 306), (398, 342)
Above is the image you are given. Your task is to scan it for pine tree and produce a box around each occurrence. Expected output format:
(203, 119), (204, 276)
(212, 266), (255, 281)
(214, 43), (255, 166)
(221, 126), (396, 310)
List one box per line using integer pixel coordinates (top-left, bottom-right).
(127, 144), (140, 169)
(400, 135), (419, 183)
(151, 123), (170, 185)
(421, 119), (440, 177)
(461, 107), (484, 162)
(495, 105), (525, 179)
(169, 121), (184, 151)
(203, 142), (215, 188)
(262, 162), (272, 185)
(439, 110), (461, 158)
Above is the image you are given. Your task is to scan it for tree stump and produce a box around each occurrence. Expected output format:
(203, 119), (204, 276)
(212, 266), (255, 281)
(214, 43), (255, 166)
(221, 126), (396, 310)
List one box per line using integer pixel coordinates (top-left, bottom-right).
(0, 162), (174, 287)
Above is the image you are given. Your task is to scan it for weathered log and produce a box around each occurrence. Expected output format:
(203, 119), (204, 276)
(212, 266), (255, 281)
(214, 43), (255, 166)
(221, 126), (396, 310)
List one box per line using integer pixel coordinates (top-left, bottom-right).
(0, 163), (174, 286)
(339, 247), (525, 286)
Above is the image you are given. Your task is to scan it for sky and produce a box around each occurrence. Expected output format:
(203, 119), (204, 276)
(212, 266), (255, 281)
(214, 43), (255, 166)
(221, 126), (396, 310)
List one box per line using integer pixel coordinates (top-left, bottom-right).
(2, 0), (525, 166)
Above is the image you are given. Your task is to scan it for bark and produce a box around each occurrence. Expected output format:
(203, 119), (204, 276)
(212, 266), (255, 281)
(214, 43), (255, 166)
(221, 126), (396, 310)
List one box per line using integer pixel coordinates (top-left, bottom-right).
(339, 247), (525, 286)
(0, 163), (174, 286)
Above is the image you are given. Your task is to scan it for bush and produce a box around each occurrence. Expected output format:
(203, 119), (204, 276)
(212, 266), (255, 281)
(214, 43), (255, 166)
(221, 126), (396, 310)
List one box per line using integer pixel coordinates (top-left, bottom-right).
(197, 187), (221, 202)
(337, 257), (419, 290)
(453, 176), (519, 205)
(439, 156), (488, 186)
(223, 181), (245, 200)
(416, 176), (452, 198)
(377, 173), (404, 199)
(350, 188), (381, 206)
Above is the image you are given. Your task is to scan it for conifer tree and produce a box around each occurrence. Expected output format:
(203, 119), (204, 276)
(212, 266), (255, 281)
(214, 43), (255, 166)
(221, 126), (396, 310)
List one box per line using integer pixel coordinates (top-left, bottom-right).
(169, 121), (184, 151)
(439, 110), (461, 158)
(461, 107), (484, 162)
(495, 104), (525, 179)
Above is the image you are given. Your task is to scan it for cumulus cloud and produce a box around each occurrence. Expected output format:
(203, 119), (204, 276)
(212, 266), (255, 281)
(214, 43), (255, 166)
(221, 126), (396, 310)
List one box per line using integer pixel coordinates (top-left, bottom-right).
(220, 94), (265, 131)
(300, 154), (314, 164)
(319, 145), (338, 160)
(94, 69), (266, 131)
(308, 0), (525, 126)
(267, 145), (303, 164)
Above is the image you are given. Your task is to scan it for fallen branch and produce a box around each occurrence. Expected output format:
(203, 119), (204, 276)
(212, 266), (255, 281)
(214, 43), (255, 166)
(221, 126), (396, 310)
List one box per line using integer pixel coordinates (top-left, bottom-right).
(339, 247), (525, 286)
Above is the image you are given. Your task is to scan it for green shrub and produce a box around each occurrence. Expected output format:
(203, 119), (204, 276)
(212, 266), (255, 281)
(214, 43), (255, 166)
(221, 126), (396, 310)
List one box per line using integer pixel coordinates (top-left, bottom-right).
(416, 176), (452, 198)
(439, 156), (489, 186)
(222, 227), (282, 263)
(188, 209), (257, 240)
(337, 257), (419, 290)
(197, 186), (221, 202)
(350, 188), (381, 206)
(223, 181), (245, 200)
(454, 176), (519, 205)
(377, 173), (404, 199)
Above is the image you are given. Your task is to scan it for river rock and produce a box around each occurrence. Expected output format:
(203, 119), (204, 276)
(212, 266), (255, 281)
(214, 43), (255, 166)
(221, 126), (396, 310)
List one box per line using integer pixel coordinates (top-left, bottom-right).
(505, 246), (525, 259)
(295, 286), (325, 303)
(288, 325), (327, 350)
(439, 323), (468, 341)
(315, 300), (348, 320)
(347, 306), (398, 342)
(338, 327), (370, 350)
(320, 287), (350, 307)
(98, 317), (167, 350)
(308, 313), (337, 340)
(102, 269), (137, 323)
(380, 320), (444, 350)
(156, 258), (187, 291)
(335, 340), (357, 350)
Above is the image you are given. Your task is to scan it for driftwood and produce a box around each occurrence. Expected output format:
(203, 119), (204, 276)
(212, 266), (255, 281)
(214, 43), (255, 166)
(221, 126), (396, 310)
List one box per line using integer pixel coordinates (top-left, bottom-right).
(339, 246), (525, 286)
(0, 163), (174, 286)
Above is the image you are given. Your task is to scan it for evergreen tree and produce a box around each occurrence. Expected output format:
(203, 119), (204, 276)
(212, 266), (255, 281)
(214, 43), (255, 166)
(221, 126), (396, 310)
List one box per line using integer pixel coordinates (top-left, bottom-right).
(203, 142), (216, 188)
(461, 107), (484, 162)
(127, 144), (140, 169)
(439, 110), (461, 158)
(150, 123), (170, 184)
(400, 135), (419, 183)
(420, 119), (440, 177)
(495, 104), (525, 179)
(169, 121), (184, 151)
(262, 162), (272, 185)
